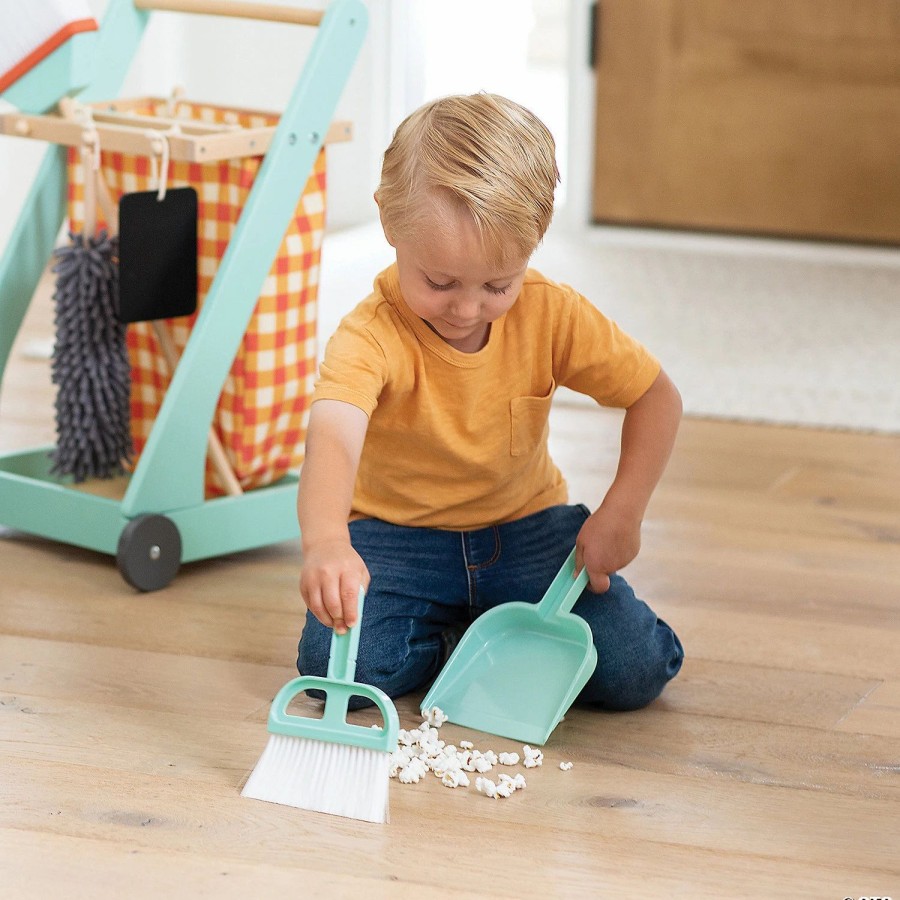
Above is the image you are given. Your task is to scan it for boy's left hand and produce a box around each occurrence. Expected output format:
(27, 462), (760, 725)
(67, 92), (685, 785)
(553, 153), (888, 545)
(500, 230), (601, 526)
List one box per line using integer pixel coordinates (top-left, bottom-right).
(575, 504), (642, 593)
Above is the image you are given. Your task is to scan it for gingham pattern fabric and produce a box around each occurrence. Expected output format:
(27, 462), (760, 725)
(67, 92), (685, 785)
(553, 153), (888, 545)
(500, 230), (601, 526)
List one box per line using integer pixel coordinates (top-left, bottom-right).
(67, 100), (325, 495)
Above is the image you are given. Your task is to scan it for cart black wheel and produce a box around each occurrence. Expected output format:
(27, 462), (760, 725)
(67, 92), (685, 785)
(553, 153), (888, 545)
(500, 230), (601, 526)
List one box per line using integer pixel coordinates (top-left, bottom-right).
(116, 514), (182, 592)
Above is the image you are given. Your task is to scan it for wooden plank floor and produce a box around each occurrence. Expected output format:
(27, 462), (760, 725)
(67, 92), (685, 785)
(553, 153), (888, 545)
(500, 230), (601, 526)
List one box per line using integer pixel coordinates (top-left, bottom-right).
(1, 276), (899, 898)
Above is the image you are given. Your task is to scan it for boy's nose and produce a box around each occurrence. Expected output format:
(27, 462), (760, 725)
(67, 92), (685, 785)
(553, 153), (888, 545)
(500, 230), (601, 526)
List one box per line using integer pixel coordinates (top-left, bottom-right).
(451, 294), (481, 320)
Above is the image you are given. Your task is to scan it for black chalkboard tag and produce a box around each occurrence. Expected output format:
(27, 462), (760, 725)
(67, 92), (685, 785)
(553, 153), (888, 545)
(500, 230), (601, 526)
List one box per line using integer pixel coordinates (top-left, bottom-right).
(117, 186), (198, 323)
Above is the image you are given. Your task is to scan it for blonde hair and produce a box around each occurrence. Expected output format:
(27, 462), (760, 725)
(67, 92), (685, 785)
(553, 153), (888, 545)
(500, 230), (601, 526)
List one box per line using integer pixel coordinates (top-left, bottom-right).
(375, 93), (559, 263)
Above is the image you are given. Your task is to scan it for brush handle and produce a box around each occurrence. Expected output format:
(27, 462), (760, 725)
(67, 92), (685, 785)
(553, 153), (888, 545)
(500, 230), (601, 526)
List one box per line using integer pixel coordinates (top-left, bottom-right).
(537, 548), (590, 621)
(266, 585), (400, 753)
(267, 674), (399, 752)
(326, 586), (365, 682)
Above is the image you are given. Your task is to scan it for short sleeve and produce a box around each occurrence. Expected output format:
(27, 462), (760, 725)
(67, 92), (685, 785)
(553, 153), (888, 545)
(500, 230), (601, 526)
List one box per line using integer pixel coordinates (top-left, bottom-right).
(312, 314), (389, 417)
(555, 286), (660, 408)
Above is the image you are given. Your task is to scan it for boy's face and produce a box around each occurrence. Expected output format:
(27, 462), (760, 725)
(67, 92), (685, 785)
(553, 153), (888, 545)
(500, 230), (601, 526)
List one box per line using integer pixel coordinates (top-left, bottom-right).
(388, 207), (530, 353)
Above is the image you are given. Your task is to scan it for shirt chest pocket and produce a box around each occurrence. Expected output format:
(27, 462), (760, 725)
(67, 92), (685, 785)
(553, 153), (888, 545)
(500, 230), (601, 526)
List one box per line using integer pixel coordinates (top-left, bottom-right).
(509, 382), (555, 457)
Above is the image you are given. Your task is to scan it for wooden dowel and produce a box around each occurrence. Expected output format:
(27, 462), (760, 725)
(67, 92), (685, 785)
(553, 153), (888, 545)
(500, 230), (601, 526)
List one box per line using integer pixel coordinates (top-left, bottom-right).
(151, 321), (245, 497)
(94, 169), (119, 234)
(134, 0), (324, 26)
(81, 144), (97, 239)
(0, 112), (351, 162)
(91, 110), (242, 135)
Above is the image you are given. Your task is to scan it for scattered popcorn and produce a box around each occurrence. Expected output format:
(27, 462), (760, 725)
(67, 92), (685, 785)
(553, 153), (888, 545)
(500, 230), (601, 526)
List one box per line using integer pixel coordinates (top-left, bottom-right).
(474, 771), (526, 800)
(390, 719), (552, 799)
(421, 706), (449, 728)
(522, 745), (544, 768)
(559, 761), (574, 771)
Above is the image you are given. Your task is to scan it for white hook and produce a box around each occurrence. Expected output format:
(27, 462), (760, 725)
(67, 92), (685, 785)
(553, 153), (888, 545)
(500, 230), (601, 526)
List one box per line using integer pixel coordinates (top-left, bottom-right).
(144, 129), (172, 201)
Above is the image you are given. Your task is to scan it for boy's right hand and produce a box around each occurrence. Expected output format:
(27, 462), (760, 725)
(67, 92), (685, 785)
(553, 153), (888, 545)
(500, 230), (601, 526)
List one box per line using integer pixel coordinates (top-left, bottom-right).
(299, 538), (369, 635)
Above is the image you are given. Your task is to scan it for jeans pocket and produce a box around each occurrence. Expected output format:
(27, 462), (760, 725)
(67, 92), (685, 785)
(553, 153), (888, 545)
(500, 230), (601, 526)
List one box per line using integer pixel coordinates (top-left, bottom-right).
(509, 380), (555, 457)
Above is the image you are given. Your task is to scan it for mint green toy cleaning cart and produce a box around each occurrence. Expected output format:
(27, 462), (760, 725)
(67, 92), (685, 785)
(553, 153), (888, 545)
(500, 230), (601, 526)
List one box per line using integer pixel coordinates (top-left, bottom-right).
(0, 0), (367, 591)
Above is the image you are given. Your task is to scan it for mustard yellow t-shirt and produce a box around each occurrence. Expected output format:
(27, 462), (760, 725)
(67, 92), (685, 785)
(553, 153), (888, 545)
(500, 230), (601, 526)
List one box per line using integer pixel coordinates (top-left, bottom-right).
(312, 264), (660, 530)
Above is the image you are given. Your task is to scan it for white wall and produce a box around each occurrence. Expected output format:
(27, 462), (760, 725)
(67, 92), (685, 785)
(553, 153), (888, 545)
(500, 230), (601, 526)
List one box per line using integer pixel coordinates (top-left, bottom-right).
(563, 0), (597, 233)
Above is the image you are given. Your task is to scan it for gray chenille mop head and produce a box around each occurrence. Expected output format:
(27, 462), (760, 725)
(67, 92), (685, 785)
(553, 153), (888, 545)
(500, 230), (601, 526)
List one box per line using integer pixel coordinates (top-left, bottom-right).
(50, 229), (133, 481)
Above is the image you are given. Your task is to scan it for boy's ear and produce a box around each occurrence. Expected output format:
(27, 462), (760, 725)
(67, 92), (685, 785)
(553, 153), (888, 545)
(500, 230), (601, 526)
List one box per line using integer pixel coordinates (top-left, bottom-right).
(374, 193), (396, 248)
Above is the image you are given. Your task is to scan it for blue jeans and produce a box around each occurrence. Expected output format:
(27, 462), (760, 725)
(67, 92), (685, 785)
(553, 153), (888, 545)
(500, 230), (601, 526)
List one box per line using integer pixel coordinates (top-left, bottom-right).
(296, 504), (683, 711)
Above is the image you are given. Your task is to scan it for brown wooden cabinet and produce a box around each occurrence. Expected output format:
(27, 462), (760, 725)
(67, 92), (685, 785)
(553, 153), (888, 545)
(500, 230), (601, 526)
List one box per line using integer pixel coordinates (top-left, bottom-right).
(591, 0), (900, 243)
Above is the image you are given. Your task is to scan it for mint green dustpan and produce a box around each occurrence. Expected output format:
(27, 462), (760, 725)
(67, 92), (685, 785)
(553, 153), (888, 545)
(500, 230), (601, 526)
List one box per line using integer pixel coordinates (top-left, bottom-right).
(421, 549), (596, 746)
(268, 588), (399, 752)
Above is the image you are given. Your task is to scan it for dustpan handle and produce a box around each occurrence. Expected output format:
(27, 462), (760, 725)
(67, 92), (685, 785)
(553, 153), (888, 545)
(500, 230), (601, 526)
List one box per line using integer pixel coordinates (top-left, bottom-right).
(537, 549), (589, 621)
(326, 586), (365, 682)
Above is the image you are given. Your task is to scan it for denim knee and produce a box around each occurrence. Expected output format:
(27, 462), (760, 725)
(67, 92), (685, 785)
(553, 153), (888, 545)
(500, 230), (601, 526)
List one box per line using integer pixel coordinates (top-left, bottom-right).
(573, 573), (684, 711)
(579, 618), (684, 710)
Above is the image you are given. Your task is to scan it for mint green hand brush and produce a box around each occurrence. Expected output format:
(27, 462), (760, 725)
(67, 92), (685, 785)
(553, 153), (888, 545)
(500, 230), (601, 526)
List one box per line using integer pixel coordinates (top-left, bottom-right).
(242, 587), (399, 823)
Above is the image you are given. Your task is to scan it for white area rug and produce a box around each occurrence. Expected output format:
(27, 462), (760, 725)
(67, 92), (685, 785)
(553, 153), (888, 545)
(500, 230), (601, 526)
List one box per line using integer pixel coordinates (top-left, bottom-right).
(319, 222), (900, 434)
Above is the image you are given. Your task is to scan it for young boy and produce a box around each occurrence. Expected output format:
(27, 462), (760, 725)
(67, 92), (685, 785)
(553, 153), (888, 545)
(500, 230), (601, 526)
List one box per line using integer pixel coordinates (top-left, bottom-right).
(296, 93), (684, 711)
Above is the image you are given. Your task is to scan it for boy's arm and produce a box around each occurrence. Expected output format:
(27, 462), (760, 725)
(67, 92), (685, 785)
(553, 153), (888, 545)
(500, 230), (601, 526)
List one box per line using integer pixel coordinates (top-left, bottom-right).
(576, 368), (682, 593)
(297, 398), (370, 633)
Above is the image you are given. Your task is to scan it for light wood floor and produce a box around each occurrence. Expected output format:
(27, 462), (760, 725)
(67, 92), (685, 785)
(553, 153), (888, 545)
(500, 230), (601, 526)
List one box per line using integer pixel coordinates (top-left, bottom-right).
(1, 277), (898, 899)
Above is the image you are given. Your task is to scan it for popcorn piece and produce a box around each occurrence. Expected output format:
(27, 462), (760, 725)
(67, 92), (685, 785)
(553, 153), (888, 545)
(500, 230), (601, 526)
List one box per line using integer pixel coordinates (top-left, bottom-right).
(522, 745), (544, 768)
(472, 755), (493, 773)
(441, 770), (464, 788)
(397, 757), (428, 784)
(459, 740), (474, 750)
(559, 761), (574, 771)
(421, 706), (449, 728)
(495, 781), (514, 798)
(498, 752), (520, 766)
(498, 773), (526, 793)
(475, 777), (497, 798)
(481, 750), (498, 766)
(398, 765), (423, 784)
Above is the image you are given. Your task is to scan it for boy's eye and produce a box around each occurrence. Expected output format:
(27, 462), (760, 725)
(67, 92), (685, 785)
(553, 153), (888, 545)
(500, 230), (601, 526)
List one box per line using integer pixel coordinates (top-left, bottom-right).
(425, 276), (454, 291)
(486, 283), (511, 296)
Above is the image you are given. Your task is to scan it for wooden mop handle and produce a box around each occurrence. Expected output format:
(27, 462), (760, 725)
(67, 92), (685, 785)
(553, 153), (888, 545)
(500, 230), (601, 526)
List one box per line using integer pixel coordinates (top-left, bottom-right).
(133, 0), (324, 26)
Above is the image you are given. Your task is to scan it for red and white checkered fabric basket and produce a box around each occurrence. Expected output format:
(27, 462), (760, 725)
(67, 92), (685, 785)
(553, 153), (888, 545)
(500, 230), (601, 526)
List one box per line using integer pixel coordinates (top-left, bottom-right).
(67, 99), (325, 495)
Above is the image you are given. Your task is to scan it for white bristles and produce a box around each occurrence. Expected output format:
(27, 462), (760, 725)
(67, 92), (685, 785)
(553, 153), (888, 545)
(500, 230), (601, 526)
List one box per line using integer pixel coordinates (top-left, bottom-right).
(241, 734), (391, 824)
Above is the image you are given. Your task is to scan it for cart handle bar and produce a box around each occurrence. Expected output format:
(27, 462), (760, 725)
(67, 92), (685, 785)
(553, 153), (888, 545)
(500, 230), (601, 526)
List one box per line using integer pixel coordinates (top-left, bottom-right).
(134, 0), (324, 27)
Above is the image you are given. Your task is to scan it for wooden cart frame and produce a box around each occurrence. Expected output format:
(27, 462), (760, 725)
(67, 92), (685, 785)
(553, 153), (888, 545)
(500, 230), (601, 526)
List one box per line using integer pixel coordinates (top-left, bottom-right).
(0, 0), (367, 590)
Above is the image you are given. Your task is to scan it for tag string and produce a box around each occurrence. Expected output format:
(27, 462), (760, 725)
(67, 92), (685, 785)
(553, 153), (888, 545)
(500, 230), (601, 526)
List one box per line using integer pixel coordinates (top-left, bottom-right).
(145, 130), (172, 201)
